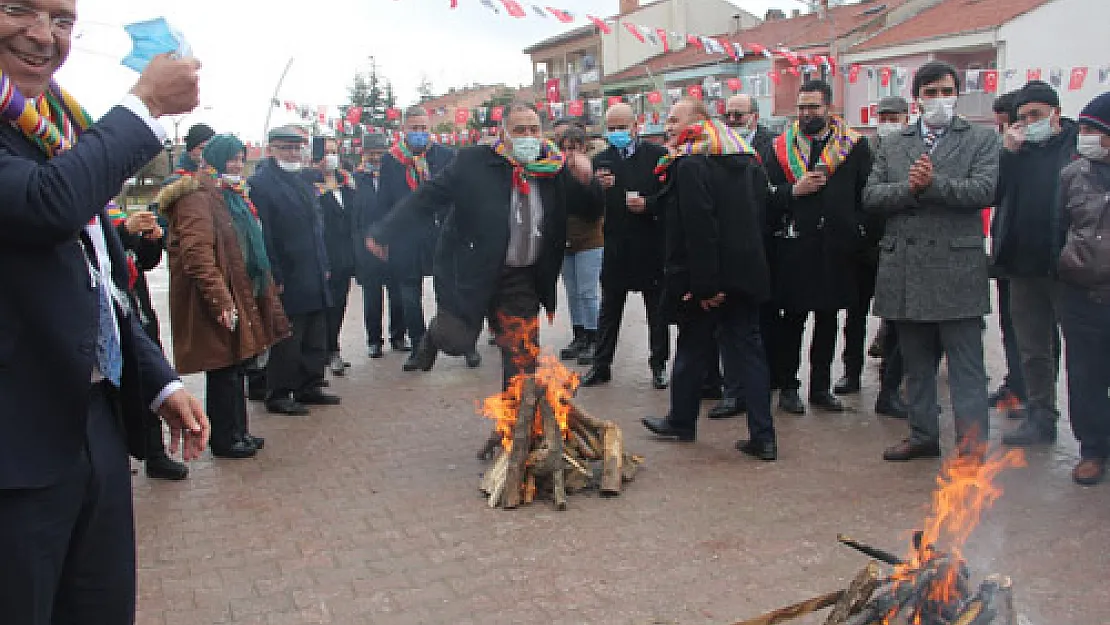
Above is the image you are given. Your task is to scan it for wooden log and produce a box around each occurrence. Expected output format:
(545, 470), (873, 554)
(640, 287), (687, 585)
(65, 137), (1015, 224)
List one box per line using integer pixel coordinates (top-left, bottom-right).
(836, 534), (904, 566)
(571, 419), (603, 458)
(522, 473), (536, 504)
(479, 448), (509, 495)
(567, 403), (608, 431)
(553, 467), (567, 510)
(729, 590), (844, 625)
(952, 599), (985, 625)
(599, 422), (624, 496)
(533, 389), (564, 476)
(502, 378), (539, 509)
(823, 562), (881, 625)
(571, 429), (600, 460)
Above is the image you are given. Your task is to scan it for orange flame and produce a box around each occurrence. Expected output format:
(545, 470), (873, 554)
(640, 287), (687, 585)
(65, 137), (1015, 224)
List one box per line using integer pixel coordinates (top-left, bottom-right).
(477, 314), (579, 451)
(882, 443), (1026, 623)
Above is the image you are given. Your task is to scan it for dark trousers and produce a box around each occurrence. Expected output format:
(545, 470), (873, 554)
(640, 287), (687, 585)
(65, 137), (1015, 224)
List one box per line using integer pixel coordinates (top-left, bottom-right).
(362, 265), (406, 346)
(996, 279), (1028, 401)
(760, 303), (782, 390)
(772, 308), (839, 394)
(669, 297), (775, 443)
(397, 255), (427, 347)
(1008, 276), (1062, 419)
(593, 285), (669, 370)
(206, 364), (248, 452)
(842, 260), (878, 379)
(897, 318), (989, 446)
(266, 310), (327, 399)
(139, 320), (170, 460)
(879, 320), (904, 394)
(0, 384), (136, 625)
(1058, 285), (1110, 460)
(325, 271), (353, 355)
(488, 267), (542, 391)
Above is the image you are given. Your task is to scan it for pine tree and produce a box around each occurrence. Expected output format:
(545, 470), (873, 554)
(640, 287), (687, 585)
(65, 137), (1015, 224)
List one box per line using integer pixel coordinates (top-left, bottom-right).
(342, 60), (396, 134)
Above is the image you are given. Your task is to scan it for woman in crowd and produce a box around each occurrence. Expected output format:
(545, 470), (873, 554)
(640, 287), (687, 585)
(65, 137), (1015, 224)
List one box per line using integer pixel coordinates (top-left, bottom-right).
(158, 135), (290, 459)
(1056, 92), (1110, 485)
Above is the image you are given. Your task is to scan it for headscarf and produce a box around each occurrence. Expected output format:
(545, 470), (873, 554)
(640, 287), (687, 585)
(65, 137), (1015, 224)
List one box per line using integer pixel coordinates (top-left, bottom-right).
(202, 134), (271, 295)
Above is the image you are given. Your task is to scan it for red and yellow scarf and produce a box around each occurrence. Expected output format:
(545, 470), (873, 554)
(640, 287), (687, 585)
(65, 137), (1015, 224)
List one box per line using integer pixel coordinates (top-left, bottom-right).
(490, 138), (565, 195)
(0, 71), (92, 157)
(389, 140), (430, 191)
(773, 115), (861, 184)
(654, 119), (756, 182)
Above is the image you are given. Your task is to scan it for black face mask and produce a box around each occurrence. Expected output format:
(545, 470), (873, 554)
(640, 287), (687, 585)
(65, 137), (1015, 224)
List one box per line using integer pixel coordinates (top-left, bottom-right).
(800, 116), (827, 136)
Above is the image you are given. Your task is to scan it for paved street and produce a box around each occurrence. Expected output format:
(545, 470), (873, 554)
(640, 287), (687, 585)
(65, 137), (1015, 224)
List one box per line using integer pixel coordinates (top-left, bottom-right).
(135, 269), (1109, 625)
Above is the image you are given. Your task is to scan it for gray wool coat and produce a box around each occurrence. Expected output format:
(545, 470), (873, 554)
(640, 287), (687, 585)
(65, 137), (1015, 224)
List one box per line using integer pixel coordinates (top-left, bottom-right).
(863, 117), (1001, 322)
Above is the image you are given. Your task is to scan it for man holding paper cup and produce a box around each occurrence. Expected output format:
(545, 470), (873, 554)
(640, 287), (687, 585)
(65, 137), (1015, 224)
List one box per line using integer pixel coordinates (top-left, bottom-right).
(0, 5), (207, 622)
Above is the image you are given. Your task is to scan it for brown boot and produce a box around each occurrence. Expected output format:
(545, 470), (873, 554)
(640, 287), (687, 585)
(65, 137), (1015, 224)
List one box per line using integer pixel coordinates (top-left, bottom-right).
(1072, 458), (1107, 486)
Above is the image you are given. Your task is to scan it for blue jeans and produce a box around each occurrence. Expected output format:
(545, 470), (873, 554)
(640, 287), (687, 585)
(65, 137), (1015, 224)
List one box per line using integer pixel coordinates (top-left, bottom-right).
(561, 247), (603, 330)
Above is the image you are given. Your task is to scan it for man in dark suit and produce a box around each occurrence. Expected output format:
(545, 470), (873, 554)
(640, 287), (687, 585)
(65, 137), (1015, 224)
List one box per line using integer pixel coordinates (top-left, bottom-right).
(377, 106), (474, 370)
(366, 102), (592, 390)
(0, 27), (209, 623)
(579, 103), (670, 390)
(641, 98), (777, 460)
(249, 126), (338, 415)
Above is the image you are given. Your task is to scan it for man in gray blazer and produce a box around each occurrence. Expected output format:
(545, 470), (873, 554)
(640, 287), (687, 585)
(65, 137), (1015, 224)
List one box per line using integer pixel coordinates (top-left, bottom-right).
(863, 61), (1002, 462)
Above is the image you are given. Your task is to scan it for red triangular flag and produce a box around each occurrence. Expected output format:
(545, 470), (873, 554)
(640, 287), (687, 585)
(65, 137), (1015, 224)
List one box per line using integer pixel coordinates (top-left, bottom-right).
(450, 0), (457, 6)
(490, 106), (504, 122)
(719, 37), (738, 60)
(982, 70), (999, 94)
(623, 22), (645, 43)
(546, 6), (574, 22)
(880, 67), (892, 87)
(1069, 66), (1089, 91)
(656, 28), (670, 53)
(500, 0), (526, 18)
(748, 43), (770, 58)
(687, 34), (703, 50)
(587, 15), (612, 35)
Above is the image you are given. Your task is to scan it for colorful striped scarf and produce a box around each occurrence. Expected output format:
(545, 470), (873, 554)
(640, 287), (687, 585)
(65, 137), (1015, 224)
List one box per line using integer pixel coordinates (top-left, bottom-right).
(389, 140), (430, 191)
(490, 138), (565, 195)
(0, 71), (92, 157)
(654, 119), (756, 182)
(313, 168), (355, 197)
(772, 115), (861, 185)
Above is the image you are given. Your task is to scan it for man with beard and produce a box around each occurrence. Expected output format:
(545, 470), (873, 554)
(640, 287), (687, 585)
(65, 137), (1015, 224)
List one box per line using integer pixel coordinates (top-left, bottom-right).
(249, 126), (338, 415)
(764, 79), (872, 415)
(579, 103), (670, 390)
(366, 103), (592, 392)
(379, 106), (481, 369)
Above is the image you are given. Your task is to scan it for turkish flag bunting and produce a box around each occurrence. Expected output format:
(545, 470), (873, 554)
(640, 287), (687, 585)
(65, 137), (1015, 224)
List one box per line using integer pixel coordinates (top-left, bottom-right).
(748, 43), (770, 57)
(567, 100), (584, 116)
(623, 22), (645, 43)
(687, 34), (703, 50)
(490, 106), (504, 122)
(719, 37), (738, 60)
(982, 70), (999, 93)
(455, 108), (470, 125)
(1027, 68), (1042, 82)
(848, 65), (861, 84)
(646, 91), (663, 105)
(346, 106), (362, 125)
(386, 107), (401, 121)
(1069, 66), (1088, 91)
(727, 77), (742, 91)
(787, 66), (801, 78)
(500, 0), (526, 17)
(546, 6), (573, 22)
(608, 95), (623, 106)
(768, 70), (781, 85)
(686, 84), (703, 100)
(587, 15), (612, 35)
(656, 28), (670, 53)
(880, 67), (892, 87)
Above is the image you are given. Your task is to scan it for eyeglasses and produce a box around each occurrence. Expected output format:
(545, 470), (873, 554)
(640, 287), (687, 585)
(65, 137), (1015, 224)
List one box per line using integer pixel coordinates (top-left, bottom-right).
(920, 87), (958, 98)
(724, 111), (752, 120)
(0, 2), (76, 36)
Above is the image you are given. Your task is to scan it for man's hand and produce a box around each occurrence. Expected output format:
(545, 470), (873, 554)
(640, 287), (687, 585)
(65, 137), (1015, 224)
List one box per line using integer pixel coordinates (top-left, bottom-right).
(682, 292), (726, 311)
(596, 169), (616, 190)
(124, 210), (158, 235)
(366, 237), (389, 261)
(566, 152), (593, 184)
(626, 195), (647, 213)
(792, 171), (827, 197)
(130, 53), (202, 118)
(1002, 123), (1025, 152)
(909, 155), (934, 194)
(157, 390), (209, 462)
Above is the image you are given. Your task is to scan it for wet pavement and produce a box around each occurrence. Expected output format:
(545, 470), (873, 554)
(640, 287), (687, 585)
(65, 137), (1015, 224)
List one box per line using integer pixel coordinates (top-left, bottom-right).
(134, 270), (1110, 625)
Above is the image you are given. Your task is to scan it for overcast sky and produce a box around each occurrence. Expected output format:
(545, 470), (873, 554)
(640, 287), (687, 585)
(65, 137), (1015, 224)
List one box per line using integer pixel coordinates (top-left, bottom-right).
(58, 0), (817, 142)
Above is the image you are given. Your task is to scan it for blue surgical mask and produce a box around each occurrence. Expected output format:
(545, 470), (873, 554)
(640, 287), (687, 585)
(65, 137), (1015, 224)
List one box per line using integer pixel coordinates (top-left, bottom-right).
(606, 130), (633, 150)
(511, 137), (542, 164)
(122, 17), (192, 73)
(405, 131), (430, 151)
(1023, 117), (1054, 143)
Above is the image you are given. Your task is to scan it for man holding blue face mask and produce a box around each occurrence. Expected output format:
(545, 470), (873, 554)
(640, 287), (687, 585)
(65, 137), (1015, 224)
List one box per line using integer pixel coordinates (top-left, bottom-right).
(377, 106), (459, 370)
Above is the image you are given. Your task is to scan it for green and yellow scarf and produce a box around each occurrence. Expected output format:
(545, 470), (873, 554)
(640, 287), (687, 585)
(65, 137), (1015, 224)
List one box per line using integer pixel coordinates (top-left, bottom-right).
(0, 70), (92, 157)
(772, 115), (861, 184)
(491, 138), (565, 195)
(654, 119), (756, 182)
(389, 140), (430, 191)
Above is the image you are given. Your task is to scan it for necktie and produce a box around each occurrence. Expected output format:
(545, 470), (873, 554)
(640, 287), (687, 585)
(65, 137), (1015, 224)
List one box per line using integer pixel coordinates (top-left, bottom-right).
(95, 265), (124, 387)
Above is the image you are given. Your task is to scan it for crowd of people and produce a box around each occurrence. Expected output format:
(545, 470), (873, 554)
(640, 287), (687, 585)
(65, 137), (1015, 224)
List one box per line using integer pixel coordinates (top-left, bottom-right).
(2, 2), (1109, 618)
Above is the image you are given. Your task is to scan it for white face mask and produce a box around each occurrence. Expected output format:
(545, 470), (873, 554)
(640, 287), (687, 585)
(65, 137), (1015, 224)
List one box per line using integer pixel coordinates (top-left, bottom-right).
(277, 160), (302, 173)
(324, 154), (340, 170)
(877, 122), (904, 137)
(921, 96), (957, 127)
(1077, 133), (1109, 160)
(1023, 117), (1056, 143)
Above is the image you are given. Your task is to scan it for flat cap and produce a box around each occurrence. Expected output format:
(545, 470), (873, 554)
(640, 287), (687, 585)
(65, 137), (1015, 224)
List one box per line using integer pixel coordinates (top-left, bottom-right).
(267, 124), (308, 143)
(876, 96), (909, 114)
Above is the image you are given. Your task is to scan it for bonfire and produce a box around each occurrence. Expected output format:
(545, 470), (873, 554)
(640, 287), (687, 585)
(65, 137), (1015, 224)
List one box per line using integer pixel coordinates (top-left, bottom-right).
(476, 316), (643, 510)
(732, 446), (1026, 625)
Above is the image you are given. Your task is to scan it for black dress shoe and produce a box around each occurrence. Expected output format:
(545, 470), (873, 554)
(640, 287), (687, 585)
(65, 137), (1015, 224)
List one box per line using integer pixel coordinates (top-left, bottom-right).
(391, 337), (411, 352)
(212, 440), (258, 459)
(778, 389), (806, 415)
(580, 365), (611, 387)
(810, 390), (845, 412)
(402, 337), (438, 372)
(247, 387), (267, 402)
(882, 439), (942, 462)
(701, 385), (724, 400)
(735, 439), (777, 461)
(1002, 416), (1057, 446)
(833, 375), (861, 395)
(294, 390), (341, 405)
(641, 417), (695, 441)
(651, 365), (668, 390)
(465, 350), (482, 368)
(874, 392), (909, 419)
(368, 344), (384, 359)
(266, 397), (310, 416)
(244, 435), (265, 450)
(708, 398), (746, 419)
(145, 454), (189, 480)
